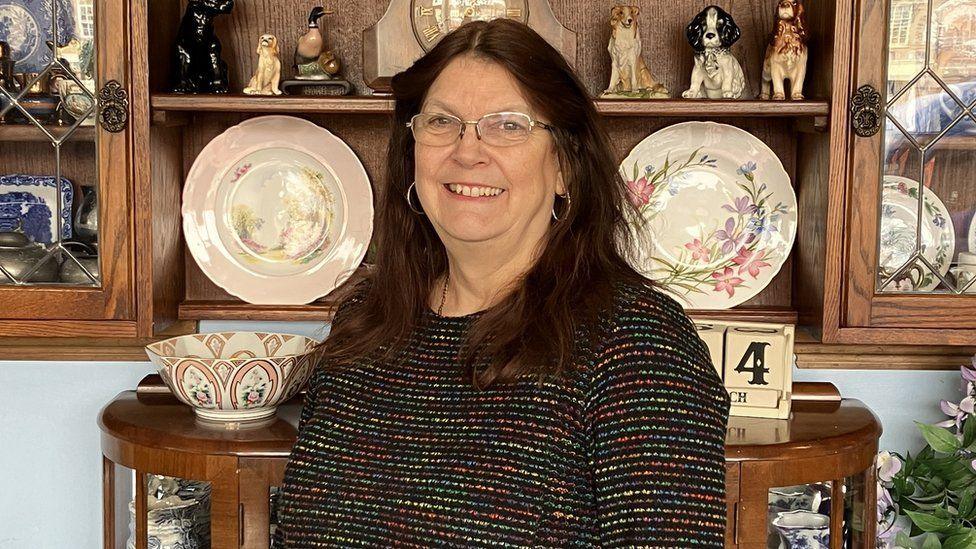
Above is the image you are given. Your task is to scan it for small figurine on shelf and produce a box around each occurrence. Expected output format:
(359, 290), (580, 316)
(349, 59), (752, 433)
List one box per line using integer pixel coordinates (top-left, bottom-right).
(280, 6), (353, 96)
(294, 7), (340, 79)
(243, 34), (283, 95)
(601, 5), (669, 99)
(760, 0), (808, 100)
(682, 5), (746, 99)
(171, 0), (235, 94)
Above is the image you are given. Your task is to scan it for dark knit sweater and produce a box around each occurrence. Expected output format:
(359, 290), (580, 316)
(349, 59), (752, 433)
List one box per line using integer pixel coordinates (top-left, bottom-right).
(275, 280), (731, 547)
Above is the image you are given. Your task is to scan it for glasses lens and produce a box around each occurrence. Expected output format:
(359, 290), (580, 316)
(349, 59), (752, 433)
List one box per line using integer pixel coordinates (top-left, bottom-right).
(479, 113), (532, 146)
(412, 114), (460, 145)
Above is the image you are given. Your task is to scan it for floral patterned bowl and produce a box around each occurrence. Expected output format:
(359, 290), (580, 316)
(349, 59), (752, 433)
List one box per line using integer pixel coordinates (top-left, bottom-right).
(145, 331), (322, 422)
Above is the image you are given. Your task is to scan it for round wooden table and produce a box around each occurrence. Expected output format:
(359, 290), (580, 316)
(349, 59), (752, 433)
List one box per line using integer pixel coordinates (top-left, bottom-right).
(100, 381), (881, 549)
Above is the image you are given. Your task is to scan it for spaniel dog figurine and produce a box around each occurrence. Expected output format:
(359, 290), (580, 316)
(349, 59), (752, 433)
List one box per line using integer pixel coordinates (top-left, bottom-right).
(682, 5), (746, 99)
(602, 5), (669, 98)
(760, 0), (808, 100)
(244, 34), (282, 95)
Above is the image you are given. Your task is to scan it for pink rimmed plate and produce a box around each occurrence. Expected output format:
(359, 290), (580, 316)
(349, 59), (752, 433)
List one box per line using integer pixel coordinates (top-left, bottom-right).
(619, 121), (797, 309)
(182, 115), (373, 304)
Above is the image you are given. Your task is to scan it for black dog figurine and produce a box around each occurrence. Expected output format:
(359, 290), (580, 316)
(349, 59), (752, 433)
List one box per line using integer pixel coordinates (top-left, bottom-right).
(172, 0), (235, 94)
(682, 5), (746, 99)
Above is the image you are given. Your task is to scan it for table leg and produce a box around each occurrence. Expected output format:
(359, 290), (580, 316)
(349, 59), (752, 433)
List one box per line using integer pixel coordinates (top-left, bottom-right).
(103, 456), (115, 549)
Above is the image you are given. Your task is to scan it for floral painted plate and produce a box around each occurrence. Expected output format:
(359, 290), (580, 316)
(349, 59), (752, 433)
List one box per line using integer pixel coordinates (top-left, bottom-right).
(878, 175), (954, 291)
(968, 210), (976, 256)
(619, 121), (797, 309)
(182, 115), (373, 304)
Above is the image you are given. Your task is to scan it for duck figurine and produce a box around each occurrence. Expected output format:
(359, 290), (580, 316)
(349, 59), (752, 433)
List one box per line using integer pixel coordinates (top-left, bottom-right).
(294, 6), (341, 80)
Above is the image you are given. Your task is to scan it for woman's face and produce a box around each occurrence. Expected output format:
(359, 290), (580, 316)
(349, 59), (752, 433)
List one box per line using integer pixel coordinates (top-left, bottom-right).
(413, 55), (565, 247)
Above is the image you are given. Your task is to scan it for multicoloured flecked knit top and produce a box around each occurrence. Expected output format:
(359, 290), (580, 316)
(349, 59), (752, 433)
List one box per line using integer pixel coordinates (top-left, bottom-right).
(275, 280), (731, 547)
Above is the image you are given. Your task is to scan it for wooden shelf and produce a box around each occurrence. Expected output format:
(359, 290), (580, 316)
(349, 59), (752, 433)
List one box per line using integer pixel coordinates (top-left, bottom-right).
(688, 307), (798, 325)
(180, 299), (795, 325)
(151, 93), (394, 114)
(0, 124), (96, 141)
(150, 93), (829, 119)
(594, 98), (830, 117)
(179, 300), (339, 321)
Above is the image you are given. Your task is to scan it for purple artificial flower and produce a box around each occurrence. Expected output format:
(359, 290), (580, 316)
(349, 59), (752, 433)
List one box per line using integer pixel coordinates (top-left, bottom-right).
(876, 451), (902, 482)
(876, 482), (905, 542)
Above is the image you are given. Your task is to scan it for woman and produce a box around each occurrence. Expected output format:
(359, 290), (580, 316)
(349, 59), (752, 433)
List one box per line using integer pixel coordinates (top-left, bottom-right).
(275, 19), (730, 547)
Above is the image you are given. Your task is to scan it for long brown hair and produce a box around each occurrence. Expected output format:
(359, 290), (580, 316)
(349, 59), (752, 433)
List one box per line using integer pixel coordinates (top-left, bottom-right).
(316, 18), (651, 388)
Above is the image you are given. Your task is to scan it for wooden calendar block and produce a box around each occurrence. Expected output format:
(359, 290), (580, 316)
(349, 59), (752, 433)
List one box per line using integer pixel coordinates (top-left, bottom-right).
(693, 321), (726, 379)
(693, 319), (795, 420)
(723, 322), (794, 419)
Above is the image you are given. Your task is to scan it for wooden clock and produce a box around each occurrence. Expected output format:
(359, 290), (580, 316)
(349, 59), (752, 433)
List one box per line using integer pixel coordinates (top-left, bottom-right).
(363, 0), (577, 92)
(412, 0), (529, 52)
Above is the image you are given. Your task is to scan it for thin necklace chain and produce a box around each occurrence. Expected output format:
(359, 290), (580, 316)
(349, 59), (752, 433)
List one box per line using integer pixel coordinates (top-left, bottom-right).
(437, 271), (450, 316)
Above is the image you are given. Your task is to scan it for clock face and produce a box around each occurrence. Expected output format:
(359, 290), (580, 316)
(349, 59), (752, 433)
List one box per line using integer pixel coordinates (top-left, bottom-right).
(411, 0), (529, 51)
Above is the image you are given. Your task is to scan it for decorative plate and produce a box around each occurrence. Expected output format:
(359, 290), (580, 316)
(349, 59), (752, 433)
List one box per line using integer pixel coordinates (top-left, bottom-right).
(619, 121), (797, 309)
(0, 0), (76, 73)
(0, 173), (73, 243)
(879, 175), (954, 291)
(182, 115), (373, 304)
(968, 209), (976, 255)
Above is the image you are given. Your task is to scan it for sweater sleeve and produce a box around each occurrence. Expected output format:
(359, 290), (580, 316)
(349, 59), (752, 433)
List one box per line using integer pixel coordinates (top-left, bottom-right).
(585, 285), (731, 547)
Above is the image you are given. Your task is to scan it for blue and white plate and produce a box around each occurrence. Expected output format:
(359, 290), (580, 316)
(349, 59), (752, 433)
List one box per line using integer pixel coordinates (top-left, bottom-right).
(0, 0), (76, 73)
(0, 174), (73, 243)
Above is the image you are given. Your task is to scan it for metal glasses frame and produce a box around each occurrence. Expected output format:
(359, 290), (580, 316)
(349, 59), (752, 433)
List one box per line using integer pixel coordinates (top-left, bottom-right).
(406, 111), (554, 145)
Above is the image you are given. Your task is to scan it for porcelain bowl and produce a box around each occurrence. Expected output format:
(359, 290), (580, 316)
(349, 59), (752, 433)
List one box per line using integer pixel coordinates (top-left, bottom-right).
(145, 331), (321, 422)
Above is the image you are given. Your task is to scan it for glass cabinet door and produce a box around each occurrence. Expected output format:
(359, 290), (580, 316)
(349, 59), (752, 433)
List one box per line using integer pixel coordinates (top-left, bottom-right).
(765, 476), (871, 548)
(846, 0), (976, 336)
(137, 474), (212, 549)
(0, 0), (134, 321)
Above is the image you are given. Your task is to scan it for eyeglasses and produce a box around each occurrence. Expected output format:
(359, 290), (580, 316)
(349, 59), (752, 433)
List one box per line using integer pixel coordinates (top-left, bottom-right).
(406, 111), (553, 147)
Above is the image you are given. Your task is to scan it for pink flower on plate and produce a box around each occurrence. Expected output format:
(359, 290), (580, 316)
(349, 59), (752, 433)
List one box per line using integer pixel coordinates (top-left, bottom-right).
(626, 176), (655, 208)
(684, 238), (710, 262)
(732, 247), (772, 278)
(711, 267), (744, 297)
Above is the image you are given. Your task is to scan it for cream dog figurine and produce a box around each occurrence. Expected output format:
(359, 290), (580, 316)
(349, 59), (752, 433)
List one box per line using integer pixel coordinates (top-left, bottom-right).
(760, 0), (808, 100)
(682, 6), (746, 99)
(602, 5), (669, 98)
(243, 33), (282, 95)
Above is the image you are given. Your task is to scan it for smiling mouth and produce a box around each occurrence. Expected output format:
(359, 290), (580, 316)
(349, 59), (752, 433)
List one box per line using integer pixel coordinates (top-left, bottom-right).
(443, 183), (506, 198)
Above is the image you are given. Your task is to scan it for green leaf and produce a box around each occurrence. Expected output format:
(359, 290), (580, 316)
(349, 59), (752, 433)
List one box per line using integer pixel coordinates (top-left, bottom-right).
(948, 472), (976, 491)
(896, 532), (914, 548)
(921, 533), (943, 549)
(906, 509), (952, 532)
(958, 489), (975, 518)
(917, 421), (963, 453)
(943, 530), (976, 549)
(963, 416), (976, 447)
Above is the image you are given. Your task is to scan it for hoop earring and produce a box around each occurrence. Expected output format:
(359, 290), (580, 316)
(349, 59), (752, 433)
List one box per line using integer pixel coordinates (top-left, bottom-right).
(551, 191), (571, 222)
(406, 181), (425, 215)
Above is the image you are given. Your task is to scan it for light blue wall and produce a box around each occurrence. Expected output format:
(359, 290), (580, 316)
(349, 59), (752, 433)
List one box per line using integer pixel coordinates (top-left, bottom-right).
(0, 319), (969, 548)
